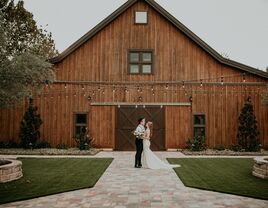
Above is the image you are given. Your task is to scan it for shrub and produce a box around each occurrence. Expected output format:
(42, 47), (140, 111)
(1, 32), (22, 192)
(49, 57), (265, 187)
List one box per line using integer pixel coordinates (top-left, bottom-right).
(56, 143), (68, 149)
(74, 127), (93, 150)
(213, 144), (225, 151)
(229, 144), (242, 152)
(35, 140), (51, 148)
(237, 98), (260, 152)
(19, 98), (42, 149)
(186, 136), (206, 151)
(261, 144), (268, 151)
(0, 140), (18, 148)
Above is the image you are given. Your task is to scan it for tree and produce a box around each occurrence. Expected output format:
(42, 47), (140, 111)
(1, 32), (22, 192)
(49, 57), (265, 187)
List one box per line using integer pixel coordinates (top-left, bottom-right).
(19, 98), (42, 148)
(0, 0), (57, 108)
(237, 97), (260, 151)
(0, 0), (58, 59)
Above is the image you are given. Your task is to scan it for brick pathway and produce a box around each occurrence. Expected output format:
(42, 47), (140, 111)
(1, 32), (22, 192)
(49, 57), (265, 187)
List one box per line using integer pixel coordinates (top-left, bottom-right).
(0, 152), (268, 208)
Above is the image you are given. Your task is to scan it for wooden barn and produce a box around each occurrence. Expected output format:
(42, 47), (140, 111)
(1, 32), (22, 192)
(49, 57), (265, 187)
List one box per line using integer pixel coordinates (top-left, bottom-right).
(1, 0), (268, 150)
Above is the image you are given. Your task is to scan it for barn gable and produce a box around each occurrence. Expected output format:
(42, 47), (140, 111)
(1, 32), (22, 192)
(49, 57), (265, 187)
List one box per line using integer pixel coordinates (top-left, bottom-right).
(50, 0), (268, 80)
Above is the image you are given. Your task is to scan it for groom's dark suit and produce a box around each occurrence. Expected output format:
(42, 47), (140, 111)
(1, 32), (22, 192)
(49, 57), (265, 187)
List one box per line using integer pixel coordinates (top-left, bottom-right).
(134, 124), (145, 167)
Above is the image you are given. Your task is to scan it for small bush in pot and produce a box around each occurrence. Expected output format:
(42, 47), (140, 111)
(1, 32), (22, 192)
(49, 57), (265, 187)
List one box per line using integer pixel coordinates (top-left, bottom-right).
(74, 127), (93, 150)
(186, 135), (206, 151)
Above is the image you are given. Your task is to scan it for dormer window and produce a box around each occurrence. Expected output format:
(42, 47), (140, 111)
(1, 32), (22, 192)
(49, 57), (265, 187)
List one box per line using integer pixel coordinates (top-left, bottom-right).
(135, 11), (148, 24)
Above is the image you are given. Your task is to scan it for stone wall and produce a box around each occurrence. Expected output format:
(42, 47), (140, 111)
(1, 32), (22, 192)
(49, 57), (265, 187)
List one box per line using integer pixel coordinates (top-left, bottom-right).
(252, 157), (268, 179)
(0, 159), (23, 183)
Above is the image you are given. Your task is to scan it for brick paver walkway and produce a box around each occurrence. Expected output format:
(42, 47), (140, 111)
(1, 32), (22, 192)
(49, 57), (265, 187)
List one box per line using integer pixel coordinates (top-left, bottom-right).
(0, 152), (268, 208)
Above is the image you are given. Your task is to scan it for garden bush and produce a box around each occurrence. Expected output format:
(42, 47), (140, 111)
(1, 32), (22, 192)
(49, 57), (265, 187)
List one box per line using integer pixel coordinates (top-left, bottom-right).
(0, 140), (19, 148)
(19, 98), (42, 149)
(229, 144), (242, 152)
(261, 144), (268, 151)
(213, 144), (225, 151)
(186, 136), (206, 151)
(34, 140), (51, 148)
(74, 127), (93, 150)
(237, 98), (260, 152)
(56, 143), (68, 149)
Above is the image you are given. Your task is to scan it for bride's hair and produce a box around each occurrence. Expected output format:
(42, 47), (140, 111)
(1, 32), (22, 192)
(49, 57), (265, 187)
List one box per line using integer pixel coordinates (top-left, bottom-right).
(147, 122), (153, 137)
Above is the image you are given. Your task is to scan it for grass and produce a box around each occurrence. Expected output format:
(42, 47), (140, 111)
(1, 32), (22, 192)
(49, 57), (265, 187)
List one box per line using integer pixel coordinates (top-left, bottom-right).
(0, 158), (113, 204)
(167, 158), (268, 200)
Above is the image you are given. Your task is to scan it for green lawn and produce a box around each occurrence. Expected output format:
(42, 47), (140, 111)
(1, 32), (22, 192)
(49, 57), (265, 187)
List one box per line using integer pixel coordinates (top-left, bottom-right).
(168, 158), (268, 200)
(0, 158), (113, 204)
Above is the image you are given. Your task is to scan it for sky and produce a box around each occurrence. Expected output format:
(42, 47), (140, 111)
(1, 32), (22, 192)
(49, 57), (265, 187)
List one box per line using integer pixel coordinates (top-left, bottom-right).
(23, 0), (268, 71)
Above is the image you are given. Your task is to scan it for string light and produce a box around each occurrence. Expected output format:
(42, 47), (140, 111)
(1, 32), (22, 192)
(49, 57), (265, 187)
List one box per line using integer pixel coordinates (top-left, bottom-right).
(165, 84), (169, 90)
(189, 96), (193, 103)
(33, 73), (265, 103)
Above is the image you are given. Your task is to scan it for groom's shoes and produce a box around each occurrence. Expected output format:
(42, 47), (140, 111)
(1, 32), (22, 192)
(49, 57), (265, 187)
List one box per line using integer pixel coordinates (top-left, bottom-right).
(135, 165), (142, 168)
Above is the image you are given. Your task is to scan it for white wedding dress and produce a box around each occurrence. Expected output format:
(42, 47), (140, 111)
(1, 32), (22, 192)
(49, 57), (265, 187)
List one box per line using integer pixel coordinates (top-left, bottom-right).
(142, 129), (180, 170)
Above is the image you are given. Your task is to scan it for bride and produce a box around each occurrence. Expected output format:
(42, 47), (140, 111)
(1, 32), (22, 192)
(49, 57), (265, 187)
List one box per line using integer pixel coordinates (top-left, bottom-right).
(142, 121), (180, 170)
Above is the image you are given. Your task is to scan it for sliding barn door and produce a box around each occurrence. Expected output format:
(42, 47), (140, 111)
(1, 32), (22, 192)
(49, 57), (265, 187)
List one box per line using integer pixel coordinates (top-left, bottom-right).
(115, 106), (165, 151)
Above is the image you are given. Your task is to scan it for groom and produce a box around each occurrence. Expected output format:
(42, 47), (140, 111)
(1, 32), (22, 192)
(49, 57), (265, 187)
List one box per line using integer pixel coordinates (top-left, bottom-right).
(134, 118), (145, 168)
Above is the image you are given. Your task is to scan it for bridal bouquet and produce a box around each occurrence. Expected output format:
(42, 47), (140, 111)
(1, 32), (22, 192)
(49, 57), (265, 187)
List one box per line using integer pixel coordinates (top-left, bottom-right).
(132, 131), (144, 139)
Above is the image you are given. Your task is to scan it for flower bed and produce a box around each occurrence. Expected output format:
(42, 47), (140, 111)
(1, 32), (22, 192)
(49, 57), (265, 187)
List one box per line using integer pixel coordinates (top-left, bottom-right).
(0, 148), (100, 156)
(181, 149), (268, 156)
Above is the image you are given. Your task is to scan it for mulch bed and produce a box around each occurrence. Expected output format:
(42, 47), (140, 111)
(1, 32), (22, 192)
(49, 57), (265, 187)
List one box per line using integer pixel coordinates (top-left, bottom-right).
(0, 148), (100, 156)
(181, 149), (268, 156)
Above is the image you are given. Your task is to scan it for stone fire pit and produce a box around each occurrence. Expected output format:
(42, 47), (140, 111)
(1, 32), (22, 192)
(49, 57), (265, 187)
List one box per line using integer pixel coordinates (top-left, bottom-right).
(252, 157), (268, 179)
(0, 159), (23, 183)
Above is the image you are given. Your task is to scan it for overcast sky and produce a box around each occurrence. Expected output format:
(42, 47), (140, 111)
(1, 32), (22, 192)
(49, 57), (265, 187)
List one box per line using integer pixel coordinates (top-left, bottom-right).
(23, 0), (268, 71)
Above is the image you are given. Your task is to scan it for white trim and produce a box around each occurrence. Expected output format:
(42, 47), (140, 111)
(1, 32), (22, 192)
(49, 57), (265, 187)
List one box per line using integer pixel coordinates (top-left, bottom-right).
(166, 149), (183, 152)
(90, 102), (191, 106)
(101, 148), (113, 151)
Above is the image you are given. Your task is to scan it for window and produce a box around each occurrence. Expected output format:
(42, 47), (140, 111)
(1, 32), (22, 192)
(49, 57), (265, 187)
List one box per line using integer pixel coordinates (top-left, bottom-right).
(74, 113), (88, 137)
(193, 114), (205, 138)
(128, 50), (153, 74)
(135, 11), (148, 24)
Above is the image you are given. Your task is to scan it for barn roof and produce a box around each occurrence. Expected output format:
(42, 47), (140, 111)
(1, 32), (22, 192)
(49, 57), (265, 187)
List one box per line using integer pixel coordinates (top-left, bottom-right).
(50, 0), (268, 80)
